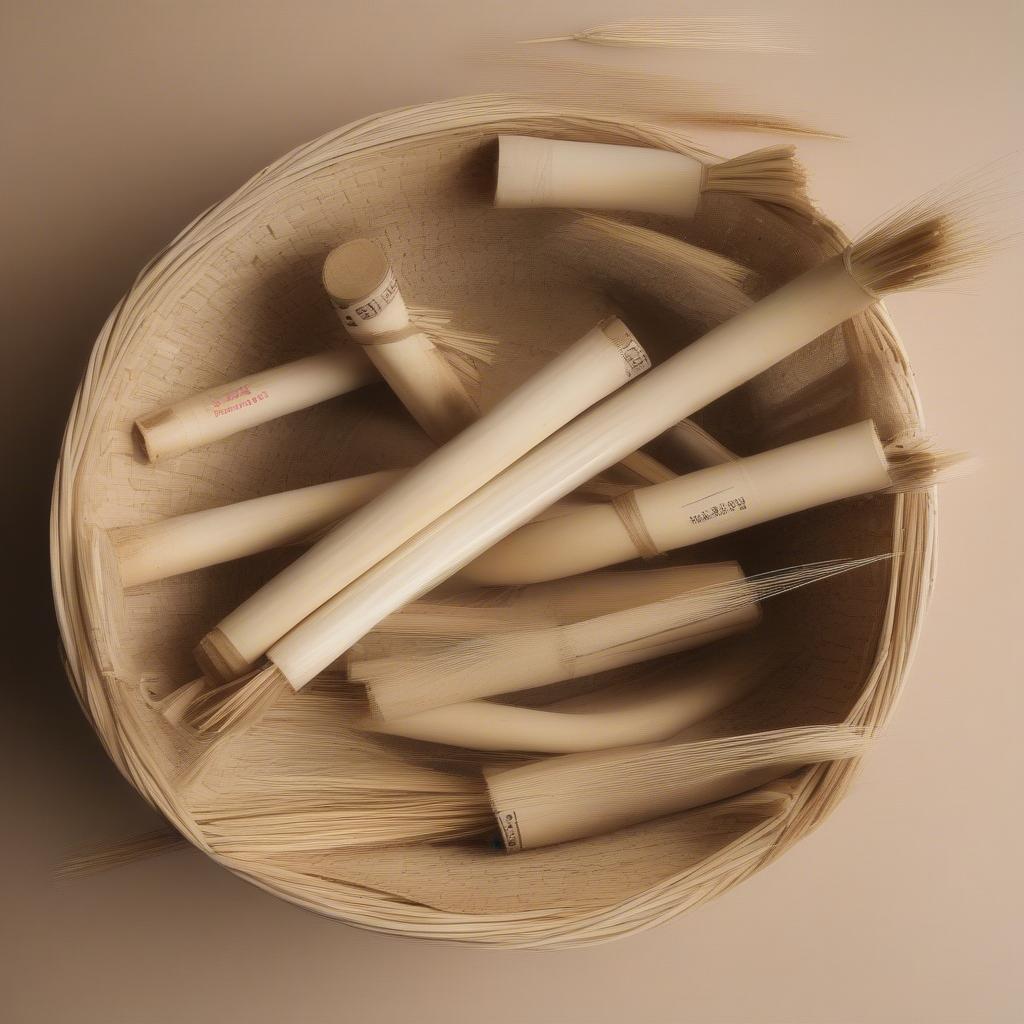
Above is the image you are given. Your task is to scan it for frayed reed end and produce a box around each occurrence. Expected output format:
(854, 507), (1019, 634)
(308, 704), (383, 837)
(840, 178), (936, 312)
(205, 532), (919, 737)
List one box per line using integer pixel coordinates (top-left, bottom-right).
(703, 146), (811, 216)
(188, 664), (291, 735)
(848, 162), (1012, 294)
(884, 435), (972, 493)
(56, 826), (187, 879)
(408, 306), (500, 390)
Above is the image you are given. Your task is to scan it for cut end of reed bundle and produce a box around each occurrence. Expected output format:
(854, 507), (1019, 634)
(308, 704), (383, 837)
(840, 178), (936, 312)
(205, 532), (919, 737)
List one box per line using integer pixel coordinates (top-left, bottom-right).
(849, 163), (1012, 294)
(194, 627), (253, 684)
(188, 665), (291, 735)
(703, 146), (811, 216)
(884, 435), (971, 492)
(323, 238), (390, 305)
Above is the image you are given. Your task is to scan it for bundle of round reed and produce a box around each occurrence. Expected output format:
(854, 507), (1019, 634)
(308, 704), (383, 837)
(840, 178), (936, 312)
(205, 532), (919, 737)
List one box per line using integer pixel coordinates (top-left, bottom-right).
(52, 97), (949, 947)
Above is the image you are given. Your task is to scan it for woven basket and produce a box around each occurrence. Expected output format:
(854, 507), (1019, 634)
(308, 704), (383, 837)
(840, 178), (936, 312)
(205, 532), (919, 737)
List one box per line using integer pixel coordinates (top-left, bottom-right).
(51, 97), (934, 948)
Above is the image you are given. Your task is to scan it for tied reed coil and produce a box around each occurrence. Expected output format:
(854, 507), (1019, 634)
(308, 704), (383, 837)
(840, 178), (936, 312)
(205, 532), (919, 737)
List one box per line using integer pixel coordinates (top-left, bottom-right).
(52, 98), (936, 947)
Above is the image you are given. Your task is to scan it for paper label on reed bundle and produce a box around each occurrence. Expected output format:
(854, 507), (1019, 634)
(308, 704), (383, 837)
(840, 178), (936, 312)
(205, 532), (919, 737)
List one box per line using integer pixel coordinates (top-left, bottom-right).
(619, 337), (652, 379)
(209, 385), (270, 418)
(494, 808), (523, 852)
(338, 268), (401, 328)
(681, 485), (751, 526)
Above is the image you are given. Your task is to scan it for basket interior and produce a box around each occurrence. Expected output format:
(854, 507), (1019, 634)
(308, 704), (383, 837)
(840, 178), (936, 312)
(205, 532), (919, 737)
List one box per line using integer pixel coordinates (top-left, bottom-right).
(76, 122), (914, 920)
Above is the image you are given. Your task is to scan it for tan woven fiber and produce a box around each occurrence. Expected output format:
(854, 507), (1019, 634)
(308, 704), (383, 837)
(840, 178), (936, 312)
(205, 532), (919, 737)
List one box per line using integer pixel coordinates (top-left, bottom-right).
(51, 97), (933, 947)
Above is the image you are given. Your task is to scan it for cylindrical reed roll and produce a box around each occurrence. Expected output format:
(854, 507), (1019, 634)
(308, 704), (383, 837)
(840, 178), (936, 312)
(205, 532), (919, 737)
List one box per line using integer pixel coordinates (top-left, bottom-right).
(360, 563), (759, 721)
(485, 725), (867, 850)
(495, 136), (707, 217)
(366, 640), (768, 753)
(458, 420), (889, 585)
(199, 316), (652, 681)
(110, 469), (404, 588)
(265, 260), (882, 689)
(134, 350), (378, 462)
(323, 239), (478, 441)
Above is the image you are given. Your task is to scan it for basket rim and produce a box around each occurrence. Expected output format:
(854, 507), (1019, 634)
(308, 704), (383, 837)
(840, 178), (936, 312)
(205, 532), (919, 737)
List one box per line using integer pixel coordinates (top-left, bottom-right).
(49, 95), (936, 948)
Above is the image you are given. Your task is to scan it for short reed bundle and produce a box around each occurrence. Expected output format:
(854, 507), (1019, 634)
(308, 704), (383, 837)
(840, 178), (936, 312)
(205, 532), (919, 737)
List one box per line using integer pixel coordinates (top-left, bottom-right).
(356, 557), (884, 722)
(53, 97), (967, 944)
(248, 174), (989, 700)
(133, 306), (493, 462)
(323, 239), (479, 441)
(196, 316), (651, 682)
(486, 725), (867, 850)
(496, 135), (810, 218)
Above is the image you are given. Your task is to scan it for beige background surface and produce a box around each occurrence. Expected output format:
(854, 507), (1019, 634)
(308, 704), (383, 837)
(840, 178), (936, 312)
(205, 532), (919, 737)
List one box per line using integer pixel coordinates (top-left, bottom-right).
(2, 1), (1022, 1021)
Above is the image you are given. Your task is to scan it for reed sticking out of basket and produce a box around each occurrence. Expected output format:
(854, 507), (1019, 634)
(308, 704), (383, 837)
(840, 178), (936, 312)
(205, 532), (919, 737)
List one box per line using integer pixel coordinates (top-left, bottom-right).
(495, 136), (810, 218)
(486, 725), (866, 851)
(361, 641), (771, 753)
(194, 316), (652, 682)
(189, 167), (992, 732)
(353, 557), (889, 723)
(521, 17), (797, 52)
(454, 421), (963, 587)
(133, 306), (495, 462)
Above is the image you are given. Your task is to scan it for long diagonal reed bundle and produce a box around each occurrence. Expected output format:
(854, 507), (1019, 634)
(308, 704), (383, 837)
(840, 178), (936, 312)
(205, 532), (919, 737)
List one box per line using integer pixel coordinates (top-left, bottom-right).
(232, 170), (990, 707)
(195, 317), (652, 682)
(355, 557), (886, 722)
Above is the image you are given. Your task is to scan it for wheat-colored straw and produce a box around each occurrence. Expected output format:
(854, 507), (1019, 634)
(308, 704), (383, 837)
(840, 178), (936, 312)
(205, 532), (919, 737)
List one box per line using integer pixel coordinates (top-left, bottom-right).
(357, 563), (738, 659)
(196, 317), (651, 683)
(251, 174), (989, 698)
(495, 56), (827, 136)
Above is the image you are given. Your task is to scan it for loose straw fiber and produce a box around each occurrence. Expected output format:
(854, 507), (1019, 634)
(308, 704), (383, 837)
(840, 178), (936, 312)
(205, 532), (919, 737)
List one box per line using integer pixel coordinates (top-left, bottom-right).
(52, 98), (935, 948)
